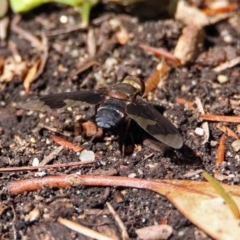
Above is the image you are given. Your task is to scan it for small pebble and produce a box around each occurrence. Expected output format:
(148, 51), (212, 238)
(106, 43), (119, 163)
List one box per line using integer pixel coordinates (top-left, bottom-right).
(195, 127), (204, 136)
(32, 158), (39, 166)
(79, 149), (95, 161)
(59, 15), (68, 24)
(105, 57), (118, 70)
(231, 140), (240, 152)
(128, 173), (136, 178)
(30, 137), (36, 143)
(24, 208), (40, 223)
(35, 171), (47, 177)
(217, 75), (228, 84)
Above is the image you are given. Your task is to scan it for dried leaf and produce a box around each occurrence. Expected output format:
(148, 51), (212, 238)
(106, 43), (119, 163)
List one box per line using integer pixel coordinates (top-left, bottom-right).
(203, 171), (240, 219)
(216, 123), (239, 140)
(0, 56), (28, 83)
(23, 59), (41, 93)
(151, 179), (240, 240)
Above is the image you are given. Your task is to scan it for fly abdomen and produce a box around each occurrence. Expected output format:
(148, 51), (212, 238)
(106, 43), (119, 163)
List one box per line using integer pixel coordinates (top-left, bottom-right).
(95, 99), (126, 129)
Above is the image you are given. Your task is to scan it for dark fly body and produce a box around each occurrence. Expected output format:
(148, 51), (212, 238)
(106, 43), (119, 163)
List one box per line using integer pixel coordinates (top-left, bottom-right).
(22, 76), (183, 149)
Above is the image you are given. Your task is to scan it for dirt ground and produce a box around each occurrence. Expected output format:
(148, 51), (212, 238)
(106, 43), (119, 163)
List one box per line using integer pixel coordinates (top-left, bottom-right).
(1, 1), (240, 239)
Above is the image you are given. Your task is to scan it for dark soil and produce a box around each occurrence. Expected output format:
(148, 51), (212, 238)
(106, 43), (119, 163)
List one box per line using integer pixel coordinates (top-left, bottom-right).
(1, 1), (240, 239)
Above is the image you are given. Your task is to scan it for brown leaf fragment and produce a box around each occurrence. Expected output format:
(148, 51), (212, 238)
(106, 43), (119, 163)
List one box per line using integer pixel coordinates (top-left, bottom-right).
(136, 224), (173, 240)
(144, 60), (170, 96)
(202, 3), (238, 15)
(116, 27), (129, 45)
(175, 1), (210, 27)
(216, 123), (239, 140)
(199, 114), (240, 123)
(23, 59), (41, 93)
(231, 140), (240, 152)
(176, 97), (195, 109)
(216, 134), (225, 164)
(0, 56), (28, 83)
(51, 135), (83, 152)
(175, 1), (234, 28)
(174, 24), (204, 65)
(139, 43), (181, 66)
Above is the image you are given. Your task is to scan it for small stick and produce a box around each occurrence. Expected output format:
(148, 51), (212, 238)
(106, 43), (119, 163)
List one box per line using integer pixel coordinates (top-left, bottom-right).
(47, 24), (83, 37)
(195, 97), (209, 145)
(213, 56), (240, 73)
(39, 146), (64, 166)
(106, 202), (130, 240)
(216, 123), (239, 140)
(0, 160), (95, 172)
(51, 135), (83, 152)
(216, 134), (225, 164)
(199, 114), (240, 123)
(11, 15), (42, 50)
(58, 217), (113, 240)
(202, 3), (238, 15)
(139, 43), (182, 66)
(32, 34), (49, 81)
(10, 205), (17, 240)
(7, 175), (159, 195)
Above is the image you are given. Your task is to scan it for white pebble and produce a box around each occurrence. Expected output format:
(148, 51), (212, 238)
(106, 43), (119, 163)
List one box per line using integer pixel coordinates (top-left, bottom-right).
(60, 15), (68, 24)
(79, 149), (95, 161)
(128, 173), (136, 178)
(105, 57), (118, 70)
(232, 140), (240, 152)
(195, 127), (204, 136)
(32, 158), (39, 166)
(217, 75), (228, 84)
(24, 208), (40, 223)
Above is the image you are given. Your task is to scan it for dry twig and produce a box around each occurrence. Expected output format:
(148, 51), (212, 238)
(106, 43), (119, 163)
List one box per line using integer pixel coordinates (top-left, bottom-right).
(11, 15), (42, 50)
(199, 114), (240, 123)
(51, 135), (83, 152)
(195, 97), (210, 145)
(106, 202), (130, 240)
(39, 146), (64, 166)
(216, 134), (226, 164)
(216, 123), (239, 140)
(0, 160), (95, 173)
(58, 217), (114, 240)
(139, 43), (181, 66)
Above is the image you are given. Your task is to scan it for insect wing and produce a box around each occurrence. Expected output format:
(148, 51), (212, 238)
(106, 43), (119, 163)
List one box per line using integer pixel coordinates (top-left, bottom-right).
(126, 98), (183, 149)
(22, 90), (106, 111)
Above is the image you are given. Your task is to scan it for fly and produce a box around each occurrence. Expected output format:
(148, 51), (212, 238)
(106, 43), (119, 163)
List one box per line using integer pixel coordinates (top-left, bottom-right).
(22, 76), (183, 149)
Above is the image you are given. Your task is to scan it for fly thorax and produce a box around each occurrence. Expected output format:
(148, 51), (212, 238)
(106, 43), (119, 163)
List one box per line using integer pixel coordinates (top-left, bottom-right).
(95, 99), (126, 129)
